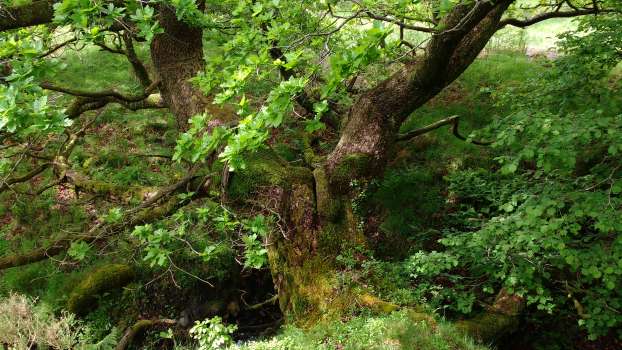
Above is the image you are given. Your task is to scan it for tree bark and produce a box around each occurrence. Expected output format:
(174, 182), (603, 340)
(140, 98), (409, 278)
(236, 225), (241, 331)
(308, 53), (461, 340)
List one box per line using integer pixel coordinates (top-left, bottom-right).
(229, 0), (516, 325)
(150, 5), (209, 130)
(0, 0), (54, 31)
(325, 0), (513, 192)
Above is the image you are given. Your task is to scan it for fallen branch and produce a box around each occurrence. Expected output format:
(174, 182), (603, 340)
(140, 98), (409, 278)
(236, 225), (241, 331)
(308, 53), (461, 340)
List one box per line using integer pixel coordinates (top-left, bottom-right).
(245, 294), (278, 310)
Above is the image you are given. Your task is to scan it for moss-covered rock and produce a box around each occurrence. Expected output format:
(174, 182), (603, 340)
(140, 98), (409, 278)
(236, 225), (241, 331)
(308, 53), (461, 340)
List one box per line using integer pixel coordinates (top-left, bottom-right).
(67, 264), (135, 315)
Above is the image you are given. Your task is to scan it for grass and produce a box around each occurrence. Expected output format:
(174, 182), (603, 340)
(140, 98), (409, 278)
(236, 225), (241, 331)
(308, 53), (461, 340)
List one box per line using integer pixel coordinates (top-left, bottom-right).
(234, 310), (489, 350)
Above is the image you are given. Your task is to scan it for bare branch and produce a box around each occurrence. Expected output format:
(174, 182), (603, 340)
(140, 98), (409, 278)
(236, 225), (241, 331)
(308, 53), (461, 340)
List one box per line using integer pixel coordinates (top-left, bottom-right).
(397, 115), (493, 145)
(0, 162), (51, 194)
(363, 11), (437, 33)
(39, 38), (78, 58)
(497, 7), (615, 29)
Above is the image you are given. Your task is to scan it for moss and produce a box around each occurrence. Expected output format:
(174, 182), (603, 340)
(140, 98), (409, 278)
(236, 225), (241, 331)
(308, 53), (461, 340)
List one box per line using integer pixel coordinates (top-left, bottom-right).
(228, 149), (313, 201)
(330, 153), (373, 191)
(66, 264), (135, 315)
(456, 291), (524, 343)
(302, 135), (322, 166)
(70, 172), (151, 203)
(358, 293), (400, 314)
(456, 312), (518, 343)
(313, 168), (342, 221)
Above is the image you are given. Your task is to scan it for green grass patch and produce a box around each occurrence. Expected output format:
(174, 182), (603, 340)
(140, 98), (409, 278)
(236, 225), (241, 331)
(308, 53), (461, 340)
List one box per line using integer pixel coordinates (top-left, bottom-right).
(235, 310), (488, 350)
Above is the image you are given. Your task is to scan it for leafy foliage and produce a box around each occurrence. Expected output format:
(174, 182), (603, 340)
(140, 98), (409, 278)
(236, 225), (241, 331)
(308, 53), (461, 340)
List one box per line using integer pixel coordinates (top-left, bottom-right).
(408, 13), (622, 339)
(190, 316), (237, 350)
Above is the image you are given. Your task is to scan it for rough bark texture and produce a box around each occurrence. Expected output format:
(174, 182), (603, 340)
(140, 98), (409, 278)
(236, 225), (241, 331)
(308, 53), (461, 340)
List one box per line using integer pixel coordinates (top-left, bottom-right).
(0, 0), (54, 31)
(150, 5), (210, 130)
(229, 150), (377, 323)
(325, 0), (513, 192)
(228, 0), (520, 331)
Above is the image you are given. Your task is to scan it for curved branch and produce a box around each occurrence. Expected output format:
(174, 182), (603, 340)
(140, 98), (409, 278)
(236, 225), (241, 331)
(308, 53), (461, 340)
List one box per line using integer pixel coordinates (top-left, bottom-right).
(39, 38), (78, 58)
(0, 0), (54, 31)
(498, 8), (612, 29)
(0, 163), (51, 194)
(397, 115), (459, 141)
(41, 80), (159, 102)
(363, 11), (437, 33)
(122, 32), (153, 88)
(116, 319), (177, 350)
(65, 93), (166, 119)
(398, 115), (493, 145)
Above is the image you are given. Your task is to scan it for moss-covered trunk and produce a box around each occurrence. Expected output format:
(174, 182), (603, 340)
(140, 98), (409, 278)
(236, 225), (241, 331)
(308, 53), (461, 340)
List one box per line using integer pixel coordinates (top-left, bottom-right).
(229, 0), (516, 329)
(228, 150), (386, 323)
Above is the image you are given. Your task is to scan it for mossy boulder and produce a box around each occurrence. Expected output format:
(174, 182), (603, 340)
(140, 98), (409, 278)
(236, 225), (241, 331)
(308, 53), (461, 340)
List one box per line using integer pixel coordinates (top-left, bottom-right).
(67, 264), (135, 315)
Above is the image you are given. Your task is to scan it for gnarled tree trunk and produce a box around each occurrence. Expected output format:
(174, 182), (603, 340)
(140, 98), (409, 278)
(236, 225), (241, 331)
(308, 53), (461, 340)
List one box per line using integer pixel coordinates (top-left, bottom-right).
(230, 0), (516, 328)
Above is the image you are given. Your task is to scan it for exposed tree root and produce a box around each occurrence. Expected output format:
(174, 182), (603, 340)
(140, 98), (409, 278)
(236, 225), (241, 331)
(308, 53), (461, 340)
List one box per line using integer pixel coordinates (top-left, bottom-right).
(115, 319), (177, 350)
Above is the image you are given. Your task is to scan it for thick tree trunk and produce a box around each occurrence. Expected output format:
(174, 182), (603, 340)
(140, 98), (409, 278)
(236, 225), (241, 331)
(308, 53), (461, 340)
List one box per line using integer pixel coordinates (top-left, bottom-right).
(326, 1), (512, 191)
(150, 5), (210, 130)
(230, 0), (516, 325)
(228, 150), (398, 323)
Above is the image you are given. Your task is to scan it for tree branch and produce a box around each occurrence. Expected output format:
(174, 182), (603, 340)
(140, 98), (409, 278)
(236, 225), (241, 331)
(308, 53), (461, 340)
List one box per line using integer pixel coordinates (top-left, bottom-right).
(497, 7), (615, 29)
(65, 93), (166, 119)
(397, 115), (493, 145)
(39, 37), (78, 58)
(363, 11), (437, 33)
(397, 115), (459, 141)
(0, 162), (51, 194)
(116, 319), (177, 350)
(0, 189), (197, 270)
(0, 0), (54, 31)
(122, 32), (153, 88)
(41, 80), (160, 102)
